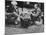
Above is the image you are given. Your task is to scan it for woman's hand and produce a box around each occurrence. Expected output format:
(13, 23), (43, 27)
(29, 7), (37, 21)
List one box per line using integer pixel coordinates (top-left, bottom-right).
(35, 19), (43, 25)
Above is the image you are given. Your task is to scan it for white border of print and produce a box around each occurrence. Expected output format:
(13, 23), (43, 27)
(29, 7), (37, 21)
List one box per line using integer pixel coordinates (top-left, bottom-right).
(0, 0), (46, 35)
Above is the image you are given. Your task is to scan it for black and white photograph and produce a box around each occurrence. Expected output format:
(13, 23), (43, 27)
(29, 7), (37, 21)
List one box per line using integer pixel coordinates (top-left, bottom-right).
(5, 0), (44, 35)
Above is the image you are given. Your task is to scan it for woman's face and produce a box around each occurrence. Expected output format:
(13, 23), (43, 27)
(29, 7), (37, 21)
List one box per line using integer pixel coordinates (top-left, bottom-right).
(34, 4), (38, 8)
(11, 1), (17, 5)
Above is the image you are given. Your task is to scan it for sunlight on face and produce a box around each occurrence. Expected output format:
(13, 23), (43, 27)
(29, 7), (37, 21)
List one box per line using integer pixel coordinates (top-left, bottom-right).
(34, 4), (38, 8)
(11, 1), (17, 5)
(13, 34), (28, 35)
(26, 1), (30, 4)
